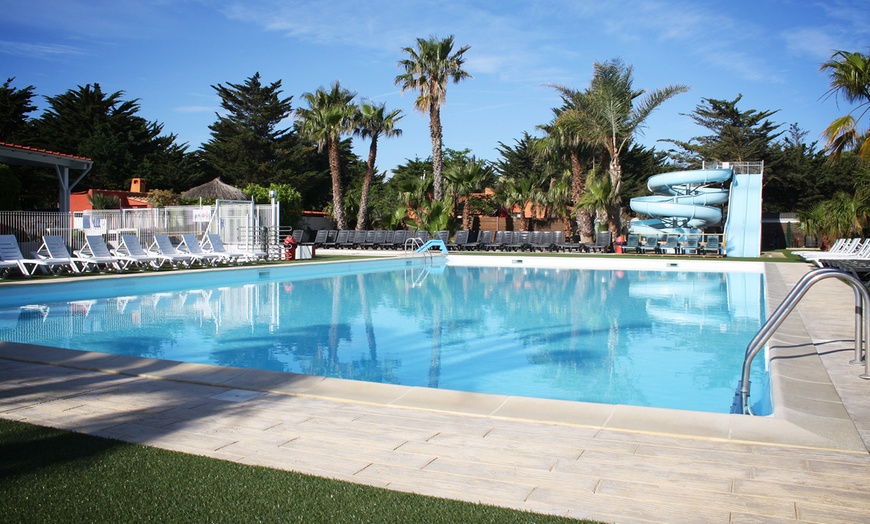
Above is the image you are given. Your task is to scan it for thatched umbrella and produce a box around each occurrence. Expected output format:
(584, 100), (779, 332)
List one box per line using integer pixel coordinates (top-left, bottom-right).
(181, 177), (248, 200)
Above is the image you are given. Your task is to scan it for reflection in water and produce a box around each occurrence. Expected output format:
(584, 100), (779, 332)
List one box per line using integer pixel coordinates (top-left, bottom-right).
(0, 265), (765, 413)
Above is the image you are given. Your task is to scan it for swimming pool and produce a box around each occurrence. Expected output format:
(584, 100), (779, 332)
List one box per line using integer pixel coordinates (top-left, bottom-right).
(0, 256), (769, 414)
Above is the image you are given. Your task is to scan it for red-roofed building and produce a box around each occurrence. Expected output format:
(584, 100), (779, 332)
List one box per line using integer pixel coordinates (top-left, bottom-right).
(0, 142), (93, 213)
(0, 142), (154, 212)
(69, 178), (151, 211)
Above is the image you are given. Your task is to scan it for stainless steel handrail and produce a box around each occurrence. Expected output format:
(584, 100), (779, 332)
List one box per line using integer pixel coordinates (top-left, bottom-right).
(739, 268), (870, 415)
(404, 237), (422, 251)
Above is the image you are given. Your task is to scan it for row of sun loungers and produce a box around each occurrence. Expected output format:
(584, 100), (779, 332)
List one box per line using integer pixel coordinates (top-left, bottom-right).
(797, 238), (870, 281)
(622, 234), (722, 256)
(313, 229), (613, 253)
(795, 238), (870, 263)
(0, 233), (259, 279)
(312, 229), (726, 255)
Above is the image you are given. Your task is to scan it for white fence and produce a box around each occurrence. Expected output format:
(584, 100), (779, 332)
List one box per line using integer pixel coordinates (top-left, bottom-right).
(0, 200), (284, 259)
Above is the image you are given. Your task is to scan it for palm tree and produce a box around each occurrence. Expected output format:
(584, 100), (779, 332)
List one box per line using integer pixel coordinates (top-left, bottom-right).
(87, 192), (120, 210)
(296, 81), (358, 230)
(444, 156), (492, 230)
(575, 166), (613, 228)
(798, 191), (869, 246)
(537, 104), (597, 241)
(497, 173), (548, 231)
(554, 59), (688, 234)
(395, 35), (472, 201)
(408, 196), (455, 236)
(353, 102), (403, 230)
(542, 170), (575, 242)
(820, 49), (870, 161)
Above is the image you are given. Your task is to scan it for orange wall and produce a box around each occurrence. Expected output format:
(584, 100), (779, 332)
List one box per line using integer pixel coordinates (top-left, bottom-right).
(69, 189), (150, 212)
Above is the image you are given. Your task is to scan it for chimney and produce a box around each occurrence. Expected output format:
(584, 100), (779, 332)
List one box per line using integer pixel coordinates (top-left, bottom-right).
(130, 178), (146, 193)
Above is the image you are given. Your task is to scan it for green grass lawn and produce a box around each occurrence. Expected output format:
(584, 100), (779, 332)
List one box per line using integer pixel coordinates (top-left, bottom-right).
(0, 418), (600, 523)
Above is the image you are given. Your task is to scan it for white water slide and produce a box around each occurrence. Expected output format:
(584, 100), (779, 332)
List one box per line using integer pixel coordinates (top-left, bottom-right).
(629, 168), (732, 236)
(629, 163), (764, 257)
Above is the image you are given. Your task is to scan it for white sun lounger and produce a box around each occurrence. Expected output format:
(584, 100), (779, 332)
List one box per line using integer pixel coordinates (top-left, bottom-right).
(178, 234), (223, 266)
(814, 240), (870, 267)
(795, 238), (862, 260)
(149, 234), (195, 268)
(0, 234), (70, 277)
(0, 256), (17, 278)
(75, 235), (128, 271)
(115, 234), (163, 269)
(35, 235), (85, 273)
(200, 234), (260, 263)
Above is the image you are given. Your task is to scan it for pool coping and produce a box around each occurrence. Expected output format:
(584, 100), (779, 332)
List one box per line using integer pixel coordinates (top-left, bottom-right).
(0, 257), (867, 453)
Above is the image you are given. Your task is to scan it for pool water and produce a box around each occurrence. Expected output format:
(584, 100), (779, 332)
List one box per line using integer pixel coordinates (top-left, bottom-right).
(0, 259), (769, 414)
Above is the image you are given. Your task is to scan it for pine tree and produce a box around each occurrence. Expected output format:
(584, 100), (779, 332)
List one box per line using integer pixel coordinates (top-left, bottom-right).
(0, 77), (37, 142)
(201, 73), (296, 187)
(663, 94), (783, 164)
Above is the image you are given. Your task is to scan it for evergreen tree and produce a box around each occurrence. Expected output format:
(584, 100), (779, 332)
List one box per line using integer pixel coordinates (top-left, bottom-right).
(495, 133), (551, 181)
(200, 73), (296, 188)
(26, 83), (190, 207)
(663, 94), (783, 164)
(0, 78), (36, 209)
(0, 77), (37, 142)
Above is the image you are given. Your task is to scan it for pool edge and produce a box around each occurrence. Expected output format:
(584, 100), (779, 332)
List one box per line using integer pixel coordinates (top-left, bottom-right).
(1, 258), (865, 453)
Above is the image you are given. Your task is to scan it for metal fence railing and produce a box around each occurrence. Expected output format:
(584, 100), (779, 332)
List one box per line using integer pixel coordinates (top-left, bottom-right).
(0, 201), (281, 259)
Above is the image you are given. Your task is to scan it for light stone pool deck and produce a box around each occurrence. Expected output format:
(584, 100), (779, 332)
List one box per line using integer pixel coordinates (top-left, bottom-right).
(1, 259), (869, 523)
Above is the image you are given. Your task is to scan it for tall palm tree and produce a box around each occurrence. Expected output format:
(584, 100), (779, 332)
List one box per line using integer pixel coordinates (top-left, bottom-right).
(353, 102), (403, 229)
(537, 106), (597, 241)
(554, 59), (688, 234)
(395, 35), (471, 201)
(296, 81), (358, 229)
(820, 49), (870, 161)
(444, 156), (492, 230)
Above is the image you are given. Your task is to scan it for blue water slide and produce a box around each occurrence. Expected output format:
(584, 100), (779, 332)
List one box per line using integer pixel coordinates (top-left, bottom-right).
(629, 168), (732, 236)
(723, 173), (763, 257)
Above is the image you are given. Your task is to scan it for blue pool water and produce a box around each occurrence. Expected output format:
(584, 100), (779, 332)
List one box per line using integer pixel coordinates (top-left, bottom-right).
(0, 258), (769, 414)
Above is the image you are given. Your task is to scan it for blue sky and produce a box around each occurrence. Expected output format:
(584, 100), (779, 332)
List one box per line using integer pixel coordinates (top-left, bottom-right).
(2, 0), (868, 176)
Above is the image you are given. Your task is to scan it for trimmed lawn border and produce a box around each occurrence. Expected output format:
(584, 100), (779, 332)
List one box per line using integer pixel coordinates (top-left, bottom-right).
(0, 418), (600, 523)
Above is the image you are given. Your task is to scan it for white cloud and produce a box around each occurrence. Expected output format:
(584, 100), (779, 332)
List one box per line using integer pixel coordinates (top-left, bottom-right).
(0, 40), (85, 59)
(782, 27), (842, 61)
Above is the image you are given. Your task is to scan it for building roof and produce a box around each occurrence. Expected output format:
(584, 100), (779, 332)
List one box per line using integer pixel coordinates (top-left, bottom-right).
(0, 141), (93, 170)
(0, 142), (94, 213)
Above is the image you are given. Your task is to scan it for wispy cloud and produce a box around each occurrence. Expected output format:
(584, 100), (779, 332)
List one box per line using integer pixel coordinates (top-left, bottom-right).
(782, 27), (842, 61)
(221, 0), (577, 87)
(0, 40), (85, 59)
(782, 0), (870, 61)
(613, 2), (784, 82)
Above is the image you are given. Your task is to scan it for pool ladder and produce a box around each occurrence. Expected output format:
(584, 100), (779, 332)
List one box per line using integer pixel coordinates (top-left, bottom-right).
(736, 267), (870, 415)
(404, 236), (424, 253)
(403, 238), (447, 263)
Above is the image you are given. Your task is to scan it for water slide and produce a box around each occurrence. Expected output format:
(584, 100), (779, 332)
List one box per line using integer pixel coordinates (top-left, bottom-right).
(723, 173), (763, 258)
(629, 168), (732, 237)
